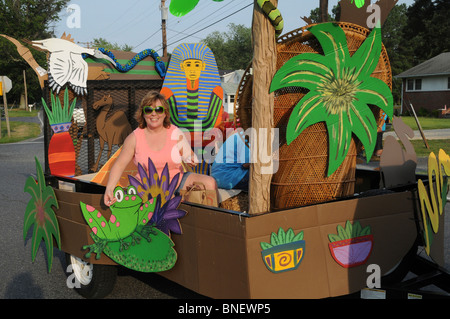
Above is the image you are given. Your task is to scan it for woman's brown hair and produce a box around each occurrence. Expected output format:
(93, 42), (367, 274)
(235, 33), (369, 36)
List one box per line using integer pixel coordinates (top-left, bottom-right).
(135, 91), (171, 129)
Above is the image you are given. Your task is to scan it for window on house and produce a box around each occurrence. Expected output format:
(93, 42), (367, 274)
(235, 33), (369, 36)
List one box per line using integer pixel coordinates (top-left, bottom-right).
(407, 79), (414, 91)
(415, 79), (422, 90)
(448, 77), (450, 89)
(406, 78), (423, 91)
(230, 95), (235, 103)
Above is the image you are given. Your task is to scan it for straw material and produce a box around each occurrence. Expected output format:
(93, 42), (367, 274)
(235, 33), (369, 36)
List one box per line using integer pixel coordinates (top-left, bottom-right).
(234, 22), (392, 210)
(220, 192), (249, 212)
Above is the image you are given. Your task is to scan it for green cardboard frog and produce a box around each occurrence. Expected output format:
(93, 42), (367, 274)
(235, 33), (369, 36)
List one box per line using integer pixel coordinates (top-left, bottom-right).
(80, 186), (178, 273)
(80, 185), (157, 258)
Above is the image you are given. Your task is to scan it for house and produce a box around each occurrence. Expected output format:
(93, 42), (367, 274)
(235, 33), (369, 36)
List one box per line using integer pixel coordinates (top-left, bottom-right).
(219, 69), (244, 117)
(395, 52), (450, 115)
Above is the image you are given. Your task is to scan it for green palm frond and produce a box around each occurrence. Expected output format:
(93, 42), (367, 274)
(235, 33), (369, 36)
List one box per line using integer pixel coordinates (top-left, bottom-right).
(23, 157), (60, 272)
(41, 88), (76, 125)
(270, 22), (393, 176)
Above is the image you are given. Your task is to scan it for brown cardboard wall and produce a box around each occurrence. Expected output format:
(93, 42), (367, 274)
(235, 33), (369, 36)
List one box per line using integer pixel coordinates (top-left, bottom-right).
(161, 204), (250, 298)
(52, 187), (418, 298)
(245, 191), (417, 298)
(54, 189), (115, 265)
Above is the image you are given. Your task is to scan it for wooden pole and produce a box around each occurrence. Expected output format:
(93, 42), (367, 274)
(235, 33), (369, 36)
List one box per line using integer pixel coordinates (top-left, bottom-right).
(24, 69), (29, 112)
(161, 0), (168, 57)
(3, 91), (11, 137)
(249, 0), (277, 215)
(409, 102), (430, 149)
(320, 0), (329, 22)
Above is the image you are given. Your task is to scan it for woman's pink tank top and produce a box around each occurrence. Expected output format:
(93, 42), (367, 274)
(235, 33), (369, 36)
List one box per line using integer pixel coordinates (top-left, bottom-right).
(133, 125), (184, 185)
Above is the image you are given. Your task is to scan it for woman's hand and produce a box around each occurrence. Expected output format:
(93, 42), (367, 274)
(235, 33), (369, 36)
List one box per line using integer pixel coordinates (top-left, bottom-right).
(185, 155), (197, 168)
(104, 187), (117, 207)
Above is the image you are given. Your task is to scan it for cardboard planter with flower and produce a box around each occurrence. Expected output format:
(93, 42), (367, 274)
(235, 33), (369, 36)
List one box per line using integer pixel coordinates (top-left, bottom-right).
(23, 2), (450, 299)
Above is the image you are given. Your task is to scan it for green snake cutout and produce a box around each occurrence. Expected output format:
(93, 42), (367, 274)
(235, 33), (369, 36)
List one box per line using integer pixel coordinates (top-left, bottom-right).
(257, 0), (284, 37)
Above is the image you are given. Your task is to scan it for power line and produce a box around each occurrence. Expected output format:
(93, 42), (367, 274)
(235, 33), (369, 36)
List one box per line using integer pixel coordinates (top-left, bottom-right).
(99, 0), (158, 40)
(133, 1), (253, 53)
(176, 0), (241, 35)
(167, 27), (203, 40)
(168, 0), (243, 44)
(100, 0), (146, 32)
(166, 2), (253, 48)
(132, 27), (162, 50)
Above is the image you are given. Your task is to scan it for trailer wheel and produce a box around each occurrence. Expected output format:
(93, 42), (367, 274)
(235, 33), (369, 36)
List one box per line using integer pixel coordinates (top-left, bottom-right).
(65, 253), (117, 299)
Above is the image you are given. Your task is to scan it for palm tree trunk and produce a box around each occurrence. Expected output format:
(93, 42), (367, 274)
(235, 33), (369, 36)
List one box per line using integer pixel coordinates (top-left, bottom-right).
(249, 0), (277, 215)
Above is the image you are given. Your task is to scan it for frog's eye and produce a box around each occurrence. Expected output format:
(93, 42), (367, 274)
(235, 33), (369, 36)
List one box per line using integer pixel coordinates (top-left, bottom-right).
(114, 188), (124, 202)
(127, 186), (137, 195)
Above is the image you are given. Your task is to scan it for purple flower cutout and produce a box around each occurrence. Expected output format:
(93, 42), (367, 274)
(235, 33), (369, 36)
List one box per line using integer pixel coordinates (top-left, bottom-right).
(128, 157), (186, 236)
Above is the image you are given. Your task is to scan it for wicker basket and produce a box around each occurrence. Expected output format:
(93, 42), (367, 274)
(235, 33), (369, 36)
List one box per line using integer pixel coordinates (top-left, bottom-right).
(234, 22), (392, 210)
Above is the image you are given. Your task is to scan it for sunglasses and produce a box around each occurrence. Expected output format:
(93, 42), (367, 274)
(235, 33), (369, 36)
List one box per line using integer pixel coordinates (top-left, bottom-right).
(143, 105), (165, 115)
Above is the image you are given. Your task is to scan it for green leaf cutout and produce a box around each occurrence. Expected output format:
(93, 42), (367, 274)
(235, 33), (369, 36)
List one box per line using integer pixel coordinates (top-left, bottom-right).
(42, 87), (77, 125)
(23, 157), (60, 272)
(270, 22), (393, 176)
(261, 227), (304, 250)
(328, 220), (371, 242)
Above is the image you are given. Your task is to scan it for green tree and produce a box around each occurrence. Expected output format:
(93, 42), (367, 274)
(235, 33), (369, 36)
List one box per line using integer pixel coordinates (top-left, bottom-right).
(0, 0), (70, 104)
(92, 37), (133, 52)
(403, 0), (449, 64)
(202, 23), (252, 70)
(423, 0), (450, 58)
(382, 3), (410, 104)
(308, 5), (340, 23)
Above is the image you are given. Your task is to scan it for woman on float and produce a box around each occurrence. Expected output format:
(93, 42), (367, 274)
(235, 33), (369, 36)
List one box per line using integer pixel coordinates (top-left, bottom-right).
(104, 91), (217, 206)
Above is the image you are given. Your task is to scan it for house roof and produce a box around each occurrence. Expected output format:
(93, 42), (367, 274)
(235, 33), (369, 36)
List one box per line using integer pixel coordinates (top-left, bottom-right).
(221, 82), (235, 95)
(395, 52), (450, 78)
(220, 69), (244, 95)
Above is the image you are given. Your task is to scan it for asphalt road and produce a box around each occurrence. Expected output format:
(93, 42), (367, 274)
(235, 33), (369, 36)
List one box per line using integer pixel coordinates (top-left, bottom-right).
(1, 117), (449, 300)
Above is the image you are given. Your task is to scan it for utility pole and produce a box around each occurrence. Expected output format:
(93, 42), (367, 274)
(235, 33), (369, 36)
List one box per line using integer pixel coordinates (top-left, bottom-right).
(77, 41), (93, 49)
(161, 0), (168, 57)
(319, 0), (329, 22)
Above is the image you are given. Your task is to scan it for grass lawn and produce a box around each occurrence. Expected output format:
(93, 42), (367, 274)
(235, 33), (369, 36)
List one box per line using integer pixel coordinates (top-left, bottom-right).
(410, 139), (450, 158)
(394, 116), (450, 130)
(0, 120), (41, 143)
(6, 108), (40, 118)
(384, 116), (449, 158)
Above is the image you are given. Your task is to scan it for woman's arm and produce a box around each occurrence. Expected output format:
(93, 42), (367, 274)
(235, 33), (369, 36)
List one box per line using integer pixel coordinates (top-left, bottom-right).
(175, 128), (199, 167)
(104, 133), (136, 206)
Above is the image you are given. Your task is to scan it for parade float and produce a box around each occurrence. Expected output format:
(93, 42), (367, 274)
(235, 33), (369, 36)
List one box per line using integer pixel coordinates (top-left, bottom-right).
(17, 0), (450, 299)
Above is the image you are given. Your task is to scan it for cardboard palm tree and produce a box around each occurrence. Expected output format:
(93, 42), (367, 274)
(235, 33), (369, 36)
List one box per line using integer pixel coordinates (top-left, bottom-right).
(249, 0), (278, 215)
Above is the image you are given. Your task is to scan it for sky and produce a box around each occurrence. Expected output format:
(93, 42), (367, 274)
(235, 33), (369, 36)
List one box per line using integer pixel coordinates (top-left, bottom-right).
(52, 0), (415, 55)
